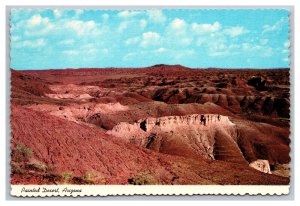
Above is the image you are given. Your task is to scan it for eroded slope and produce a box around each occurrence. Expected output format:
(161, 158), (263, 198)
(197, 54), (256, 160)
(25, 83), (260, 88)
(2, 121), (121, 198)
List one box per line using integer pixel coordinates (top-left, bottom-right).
(11, 105), (289, 185)
(10, 66), (291, 184)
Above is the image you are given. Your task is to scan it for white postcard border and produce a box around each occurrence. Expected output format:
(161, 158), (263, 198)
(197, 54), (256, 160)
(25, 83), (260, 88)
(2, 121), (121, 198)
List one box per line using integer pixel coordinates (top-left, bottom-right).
(11, 185), (290, 197)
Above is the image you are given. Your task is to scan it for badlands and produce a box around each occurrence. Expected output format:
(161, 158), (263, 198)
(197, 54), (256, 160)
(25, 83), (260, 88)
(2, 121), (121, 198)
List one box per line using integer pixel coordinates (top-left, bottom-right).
(10, 64), (290, 185)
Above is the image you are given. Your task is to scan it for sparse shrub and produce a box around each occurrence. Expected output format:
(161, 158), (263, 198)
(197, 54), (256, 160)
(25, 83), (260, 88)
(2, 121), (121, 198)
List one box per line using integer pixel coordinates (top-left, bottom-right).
(45, 165), (55, 173)
(13, 144), (32, 162)
(11, 162), (23, 174)
(77, 171), (107, 184)
(81, 172), (95, 184)
(128, 172), (157, 185)
(60, 171), (73, 183)
(31, 160), (48, 172)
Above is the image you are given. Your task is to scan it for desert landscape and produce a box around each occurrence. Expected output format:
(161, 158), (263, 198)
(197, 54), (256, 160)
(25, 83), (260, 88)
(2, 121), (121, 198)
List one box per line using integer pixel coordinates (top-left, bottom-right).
(10, 64), (290, 185)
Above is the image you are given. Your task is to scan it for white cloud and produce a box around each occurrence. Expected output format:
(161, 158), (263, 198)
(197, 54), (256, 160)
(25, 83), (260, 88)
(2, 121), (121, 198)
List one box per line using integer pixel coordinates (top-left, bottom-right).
(282, 57), (289, 62)
(28, 15), (42, 26)
(205, 35), (243, 57)
(166, 18), (189, 40)
(261, 47), (273, 57)
(117, 18), (147, 33)
(208, 43), (229, 56)
(141, 32), (160, 41)
(59, 39), (74, 46)
(170, 18), (187, 30)
(223, 26), (249, 37)
(140, 31), (160, 47)
(62, 44), (99, 57)
(11, 35), (20, 42)
(123, 48), (195, 62)
(24, 23), (55, 36)
(81, 44), (98, 55)
(181, 38), (192, 46)
(242, 43), (250, 50)
(125, 37), (140, 45)
(140, 19), (147, 29)
(190, 23), (250, 57)
(209, 51), (230, 57)
(15, 38), (46, 48)
(157, 47), (166, 52)
(65, 20), (100, 36)
(192, 22), (221, 33)
(174, 49), (195, 59)
(118, 10), (141, 18)
(53, 9), (62, 18)
(262, 17), (288, 34)
(27, 14), (49, 27)
(282, 49), (289, 54)
(16, 11), (104, 39)
(74, 10), (83, 19)
(195, 37), (206, 46)
(117, 21), (128, 33)
(260, 39), (269, 45)
(242, 43), (274, 57)
(228, 44), (240, 49)
(102, 13), (109, 21)
(147, 10), (166, 24)
(123, 52), (137, 61)
(102, 48), (109, 54)
(62, 50), (80, 56)
(284, 40), (290, 48)
(12, 13), (55, 37)
(208, 45), (240, 57)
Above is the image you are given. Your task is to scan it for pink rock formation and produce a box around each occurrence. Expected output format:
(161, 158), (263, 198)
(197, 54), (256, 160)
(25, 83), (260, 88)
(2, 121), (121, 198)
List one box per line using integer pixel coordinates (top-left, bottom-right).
(26, 102), (129, 125)
(107, 114), (244, 162)
(249, 159), (272, 174)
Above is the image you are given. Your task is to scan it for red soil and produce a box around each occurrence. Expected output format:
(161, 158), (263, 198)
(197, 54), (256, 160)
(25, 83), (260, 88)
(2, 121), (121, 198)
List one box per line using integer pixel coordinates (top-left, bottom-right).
(10, 65), (291, 185)
(11, 105), (288, 185)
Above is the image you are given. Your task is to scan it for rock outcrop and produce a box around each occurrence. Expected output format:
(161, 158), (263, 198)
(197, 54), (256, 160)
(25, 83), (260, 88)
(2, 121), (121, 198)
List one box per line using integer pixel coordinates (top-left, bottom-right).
(249, 159), (272, 174)
(108, 114), (247, 164)
(26, 102), (129, 125)
(11, 105), (289, 185)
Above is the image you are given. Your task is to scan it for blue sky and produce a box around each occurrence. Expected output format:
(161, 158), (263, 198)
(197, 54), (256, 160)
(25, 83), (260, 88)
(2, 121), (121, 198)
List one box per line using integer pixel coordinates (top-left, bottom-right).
(10, 9), (290, 70)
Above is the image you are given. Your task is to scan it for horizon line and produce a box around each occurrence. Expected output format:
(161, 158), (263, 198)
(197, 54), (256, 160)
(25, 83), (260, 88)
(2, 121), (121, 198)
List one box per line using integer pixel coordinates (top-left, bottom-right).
(10, 64), (290, 71)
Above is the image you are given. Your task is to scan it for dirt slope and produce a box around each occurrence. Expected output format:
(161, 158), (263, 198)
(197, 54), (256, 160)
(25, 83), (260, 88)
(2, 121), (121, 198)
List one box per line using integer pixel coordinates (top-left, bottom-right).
(10, 66), (290, 184)
(11, 105), (288, 185)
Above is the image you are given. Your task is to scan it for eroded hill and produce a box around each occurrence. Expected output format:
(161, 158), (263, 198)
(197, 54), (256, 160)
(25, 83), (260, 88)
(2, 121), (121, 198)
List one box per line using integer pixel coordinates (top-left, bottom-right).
(10, 65), (291, 184)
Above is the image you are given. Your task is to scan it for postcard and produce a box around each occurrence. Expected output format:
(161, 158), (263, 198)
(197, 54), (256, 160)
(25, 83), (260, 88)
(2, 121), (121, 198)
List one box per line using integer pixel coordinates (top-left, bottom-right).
(9, 8), (291, 197)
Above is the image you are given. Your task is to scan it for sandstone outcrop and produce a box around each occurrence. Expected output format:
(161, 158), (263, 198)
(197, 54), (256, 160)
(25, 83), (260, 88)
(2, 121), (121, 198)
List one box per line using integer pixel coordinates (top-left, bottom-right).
(26, 102), (129, 125)
(249, 159), (272, 174)
(10, 105), (289, 185)
(108, 114), (247, 164)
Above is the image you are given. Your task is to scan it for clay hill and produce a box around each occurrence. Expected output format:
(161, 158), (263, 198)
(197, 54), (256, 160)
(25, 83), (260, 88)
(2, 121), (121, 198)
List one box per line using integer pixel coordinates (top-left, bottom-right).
(10, 65), (290, 185)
